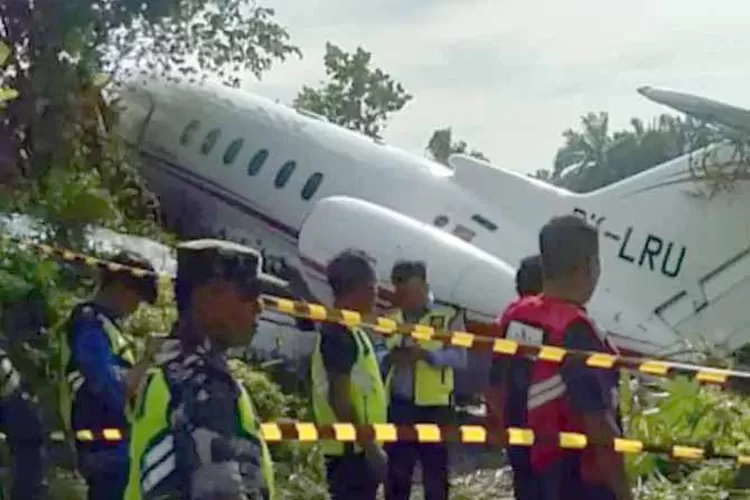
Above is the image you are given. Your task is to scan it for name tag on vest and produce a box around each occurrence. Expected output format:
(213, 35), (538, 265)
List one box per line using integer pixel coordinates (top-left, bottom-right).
(505, 321), (544, 345)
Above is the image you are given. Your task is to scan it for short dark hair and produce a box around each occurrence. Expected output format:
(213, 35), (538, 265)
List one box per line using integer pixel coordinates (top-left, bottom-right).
(327, 249), (376, 298)
(391, 260), (426, 284)
(516, 254), (543, 296)
(539, 215), (599, 280)
(101, 251), (158, 304)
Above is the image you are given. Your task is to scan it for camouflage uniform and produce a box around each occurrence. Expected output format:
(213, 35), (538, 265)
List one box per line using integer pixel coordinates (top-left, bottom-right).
(125, 240), (282, 500)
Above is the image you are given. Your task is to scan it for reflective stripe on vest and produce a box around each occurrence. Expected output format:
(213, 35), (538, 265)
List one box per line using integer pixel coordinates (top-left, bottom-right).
(311, 326), (387, 456)
(124, 368), (275, 499)
(501, 295), (617, 472)
(384, 307), (457, 407)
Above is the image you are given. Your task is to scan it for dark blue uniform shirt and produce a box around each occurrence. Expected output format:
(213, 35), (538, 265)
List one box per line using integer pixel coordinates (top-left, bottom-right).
(68, 302), (130, 457)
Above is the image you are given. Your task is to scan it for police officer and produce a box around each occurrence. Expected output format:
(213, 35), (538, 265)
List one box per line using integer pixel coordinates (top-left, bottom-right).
(485, 254), (543, 500)
(59, 251), (159, 500)
(124, 239), (279, 499)
(377, 260), (466, 500)
(311, 249), (388, 500)
(487, 216), (631, 500)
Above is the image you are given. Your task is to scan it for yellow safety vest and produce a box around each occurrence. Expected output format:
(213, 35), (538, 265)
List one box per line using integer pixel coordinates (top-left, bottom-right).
(311, 326), (387, 456)
(384, 306), (457, 407)
(58, 305), (137, 435)
(124, 367), (275, 500)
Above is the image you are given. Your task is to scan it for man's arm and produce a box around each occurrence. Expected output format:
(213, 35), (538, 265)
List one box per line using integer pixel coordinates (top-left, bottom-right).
(421, 311), (467, 370)
(71, 318), (126, 412)
(561, 321), (632, 500)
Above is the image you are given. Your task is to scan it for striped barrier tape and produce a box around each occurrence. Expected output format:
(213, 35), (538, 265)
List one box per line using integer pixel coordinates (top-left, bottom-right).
(4, 234), (750, 386)
(53, 423), (750, 465)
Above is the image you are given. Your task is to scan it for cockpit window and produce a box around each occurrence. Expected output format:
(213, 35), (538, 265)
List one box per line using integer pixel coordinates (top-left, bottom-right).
(223, 138), (244, 165)
(201, 128), (221, 155)
(471, 214), (498, 231)
(180, 120), (200, 146)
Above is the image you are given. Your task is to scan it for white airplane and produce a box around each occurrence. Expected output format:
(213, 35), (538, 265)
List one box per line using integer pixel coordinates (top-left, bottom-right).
(113, 80), (750, 368)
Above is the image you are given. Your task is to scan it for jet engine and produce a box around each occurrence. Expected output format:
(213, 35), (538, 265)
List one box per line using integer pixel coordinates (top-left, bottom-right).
(298, 196), (516, 318)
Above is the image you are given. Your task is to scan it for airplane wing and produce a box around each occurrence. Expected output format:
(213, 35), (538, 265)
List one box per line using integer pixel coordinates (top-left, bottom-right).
(638, 86), (750, 135)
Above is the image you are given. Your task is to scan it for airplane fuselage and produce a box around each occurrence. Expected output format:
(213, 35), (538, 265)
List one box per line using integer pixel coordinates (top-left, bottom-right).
(117, 81), (750, 359)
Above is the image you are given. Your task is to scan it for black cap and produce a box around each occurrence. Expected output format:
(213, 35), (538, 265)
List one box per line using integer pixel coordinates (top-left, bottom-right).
(103, 250), (158, 304)
(175, 239), (287, 296)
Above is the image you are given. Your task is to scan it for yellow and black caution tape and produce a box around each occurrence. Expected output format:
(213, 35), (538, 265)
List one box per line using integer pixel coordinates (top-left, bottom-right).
(5, 234), (750, 387)
(58, 422), (750, 465)
(261, 295), (748, 387)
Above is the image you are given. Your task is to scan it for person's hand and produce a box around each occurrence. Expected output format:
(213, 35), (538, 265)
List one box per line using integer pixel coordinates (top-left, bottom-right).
(364, 444), (388, 484)
(143, 334), (167, 361)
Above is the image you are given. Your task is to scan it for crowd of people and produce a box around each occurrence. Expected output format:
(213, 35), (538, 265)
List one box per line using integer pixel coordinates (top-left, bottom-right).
(0, 213), (630, 500)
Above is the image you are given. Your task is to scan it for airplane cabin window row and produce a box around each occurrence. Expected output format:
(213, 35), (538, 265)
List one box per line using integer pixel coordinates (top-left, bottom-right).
(179, 120), (323, 201)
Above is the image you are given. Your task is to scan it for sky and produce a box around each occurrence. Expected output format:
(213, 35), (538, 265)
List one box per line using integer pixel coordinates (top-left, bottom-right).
(244, 0), (750, 175)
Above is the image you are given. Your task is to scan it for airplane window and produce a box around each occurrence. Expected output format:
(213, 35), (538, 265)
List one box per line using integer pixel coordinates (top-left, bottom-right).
(301, 172), (323, 200)
(180, 120), (200, 146)
(223, 138), (244, 165)
(201, 128), (221, 155)
(275, 160), (296, 188)
(434, 215), (450, 228)
(471, 214), (498, 231)
(247, 149), (269, 176)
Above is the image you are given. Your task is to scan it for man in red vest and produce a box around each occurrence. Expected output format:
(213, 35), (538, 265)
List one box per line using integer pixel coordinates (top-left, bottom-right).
(486, 215), (632, 500)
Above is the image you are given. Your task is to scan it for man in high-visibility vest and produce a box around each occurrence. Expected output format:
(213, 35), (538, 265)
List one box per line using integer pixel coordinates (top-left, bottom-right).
(311, 249), (388, 500)
(125, 239), (281, 499)
(486, 216), (631, 500)
(59, 251), (159, 500)
(377, 260), (466, 500)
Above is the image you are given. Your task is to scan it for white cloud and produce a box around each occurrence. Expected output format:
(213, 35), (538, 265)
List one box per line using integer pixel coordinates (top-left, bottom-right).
(246, 0), (750, 174)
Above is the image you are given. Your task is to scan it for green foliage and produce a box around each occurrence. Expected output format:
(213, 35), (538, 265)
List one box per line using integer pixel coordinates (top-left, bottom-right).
(620, 375), (750, 498)
(104, 1), (302, 86)
(426, 127), (489, 166)
(295, 42), (413, 139)
(228, 359), (327, 499)
(540, 112), (721, 192)
(0, 41), (17, 108)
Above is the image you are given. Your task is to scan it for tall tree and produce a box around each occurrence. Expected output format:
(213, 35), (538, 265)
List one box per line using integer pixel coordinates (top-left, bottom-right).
(550, 111), (721, 192)
(0, 0), (300, 232)
(426, 127), (489, 165)
(294, 42), (412, 139)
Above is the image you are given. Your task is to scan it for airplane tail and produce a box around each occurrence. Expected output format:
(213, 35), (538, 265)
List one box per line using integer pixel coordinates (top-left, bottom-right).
(581, 142), (750, 354)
